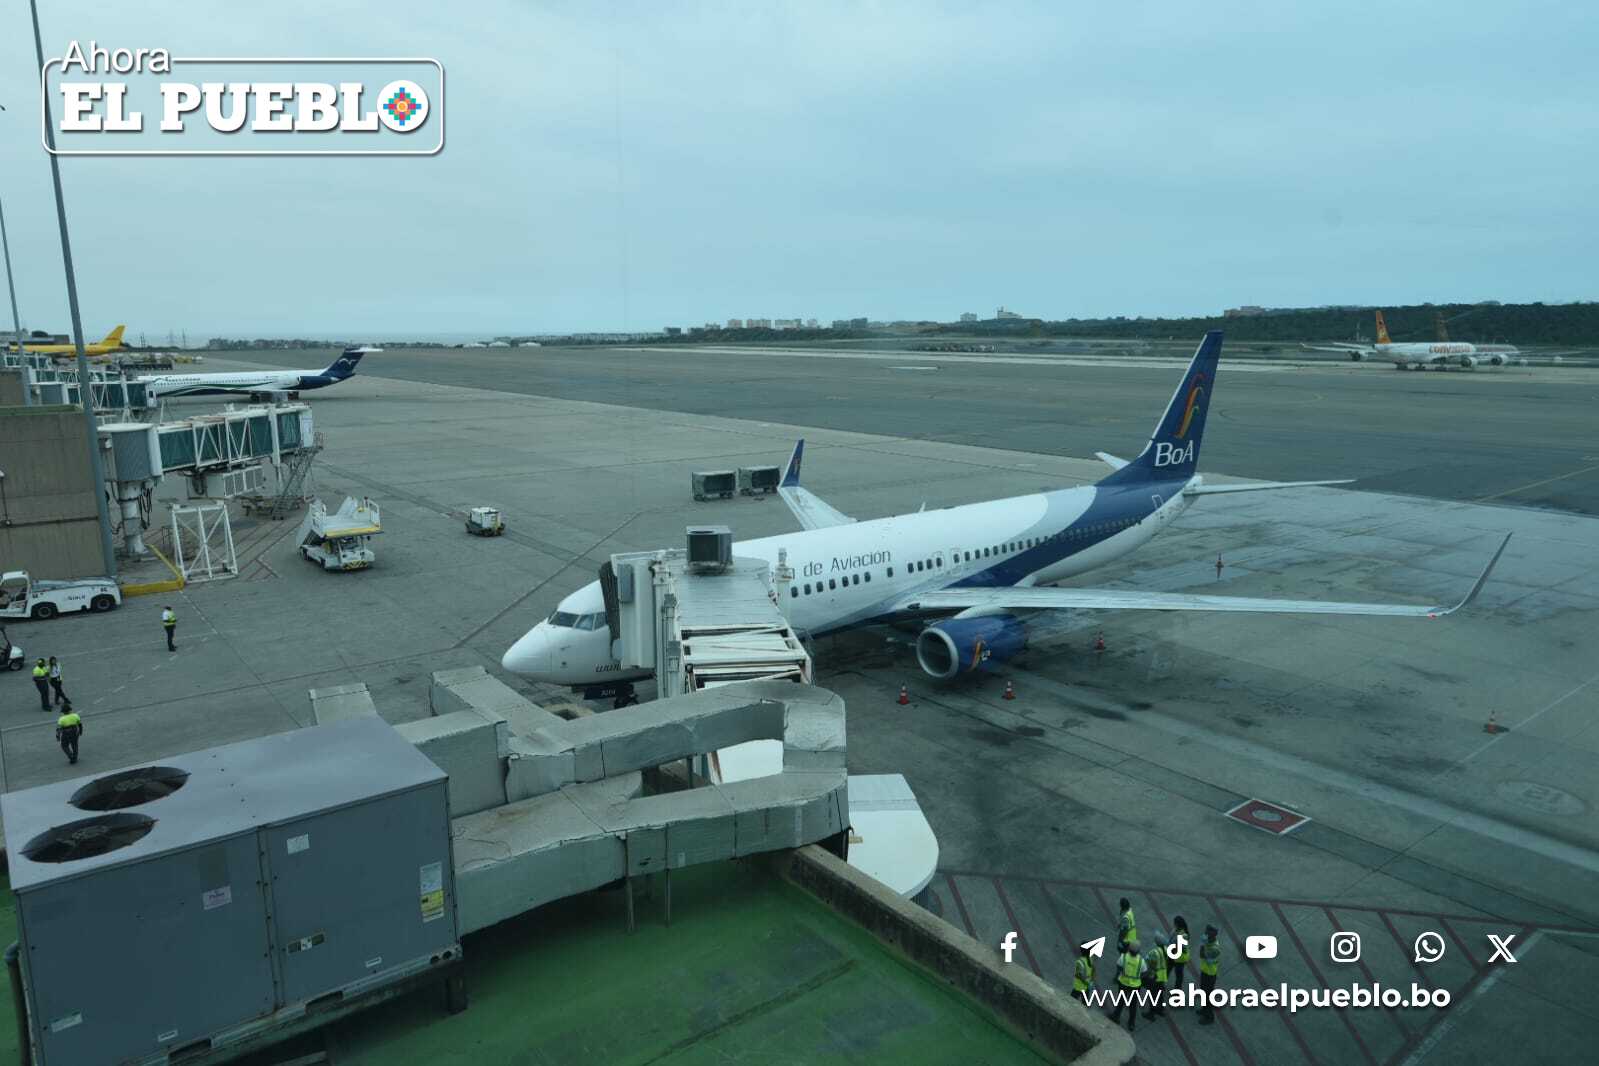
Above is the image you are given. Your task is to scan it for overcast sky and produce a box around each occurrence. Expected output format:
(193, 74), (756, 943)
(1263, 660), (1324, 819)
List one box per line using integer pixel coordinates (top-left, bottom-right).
(0, 1), (1594, 338)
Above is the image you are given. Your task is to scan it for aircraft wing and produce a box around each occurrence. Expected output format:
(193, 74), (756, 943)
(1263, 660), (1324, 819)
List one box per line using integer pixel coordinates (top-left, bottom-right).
(1182, 479), (1352, 496)
(1301, 343), (1371, 354)
(898, 534), (1510, 619)
(776, 440), (856, 531)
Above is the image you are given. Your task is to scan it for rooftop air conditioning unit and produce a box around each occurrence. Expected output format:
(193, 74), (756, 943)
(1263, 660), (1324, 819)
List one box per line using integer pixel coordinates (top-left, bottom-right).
(686, 525), (733, 572)
(1, 716), (460, 1066)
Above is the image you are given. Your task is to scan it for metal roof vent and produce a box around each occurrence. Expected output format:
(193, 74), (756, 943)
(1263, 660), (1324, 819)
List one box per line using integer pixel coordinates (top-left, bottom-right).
(21, 814), (155, 864)
(69, 766), (191, 811)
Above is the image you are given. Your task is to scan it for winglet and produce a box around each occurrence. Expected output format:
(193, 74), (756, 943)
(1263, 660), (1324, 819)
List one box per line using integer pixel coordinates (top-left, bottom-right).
(1435, 533), (1512, 616)
(1095, 451), (1129, 471)
(782, 439), (805, 487)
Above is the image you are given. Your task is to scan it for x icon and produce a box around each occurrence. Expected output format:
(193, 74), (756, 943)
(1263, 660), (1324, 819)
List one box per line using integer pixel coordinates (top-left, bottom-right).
(1487, 934), (1517, 964)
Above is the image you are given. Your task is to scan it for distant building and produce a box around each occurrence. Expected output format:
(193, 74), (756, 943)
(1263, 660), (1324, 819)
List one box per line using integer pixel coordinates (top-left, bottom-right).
(727, 319), (743, 329)
(1224, 305), (1267, 317)
(805, 318), (818, 328)
(959, 312), (978, 323)
(831, 317), (869, 330)
(665, 327), (682, 337)
(747, 318), (772, 329)
(774, 318), (802, 330)
(995, 307), (1022, 320)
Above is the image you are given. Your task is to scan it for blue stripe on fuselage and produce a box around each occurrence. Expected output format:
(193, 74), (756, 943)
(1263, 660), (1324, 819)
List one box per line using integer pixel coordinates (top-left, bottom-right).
(951, 480), (1187, 588)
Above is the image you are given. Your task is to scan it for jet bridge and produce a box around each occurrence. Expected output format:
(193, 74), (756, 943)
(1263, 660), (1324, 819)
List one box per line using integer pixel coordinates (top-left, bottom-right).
(604, 528), (810, 699)
(97, 404), (314, 558)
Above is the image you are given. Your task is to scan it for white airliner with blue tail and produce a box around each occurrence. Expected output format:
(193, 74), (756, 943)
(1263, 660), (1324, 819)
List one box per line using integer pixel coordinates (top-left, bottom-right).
(138, 347), (377, 399)
(502, 331), (1509, 689)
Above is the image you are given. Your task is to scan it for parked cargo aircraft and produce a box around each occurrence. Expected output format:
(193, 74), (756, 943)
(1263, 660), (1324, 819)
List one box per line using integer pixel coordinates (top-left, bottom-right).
(502, 331), (1509, 694)
(5, 325), (126, 357)
(138, 346), (376, 399)
(1305, 311), (1521, 368)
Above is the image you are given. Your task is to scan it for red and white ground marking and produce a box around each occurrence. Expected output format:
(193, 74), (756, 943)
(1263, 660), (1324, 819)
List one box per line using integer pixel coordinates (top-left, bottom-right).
(1226, 798), (1311, 836)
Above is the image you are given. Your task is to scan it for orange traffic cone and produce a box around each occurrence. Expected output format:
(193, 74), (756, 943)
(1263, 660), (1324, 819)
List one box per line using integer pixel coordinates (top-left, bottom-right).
(1003, 680), (1015, 700)
(1094, 632), (1106, 653)
(1483, 712), (1503, 734)
(898, 685), (910, 706)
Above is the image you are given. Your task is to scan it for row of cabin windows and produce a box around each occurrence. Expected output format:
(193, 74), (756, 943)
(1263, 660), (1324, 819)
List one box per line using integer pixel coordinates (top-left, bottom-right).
(793, 568), (883, 597)
(785, 518), (1139, 598)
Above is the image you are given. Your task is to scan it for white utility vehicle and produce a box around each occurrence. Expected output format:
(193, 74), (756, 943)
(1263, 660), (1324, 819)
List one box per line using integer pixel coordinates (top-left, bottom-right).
(0, 571), (121, 620)
(465, 507), (505, 536)
(297, 497), (381, 571)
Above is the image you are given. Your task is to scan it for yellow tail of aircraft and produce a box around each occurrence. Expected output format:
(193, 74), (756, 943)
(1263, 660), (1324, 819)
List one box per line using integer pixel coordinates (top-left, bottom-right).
(1374, 310), (1392, 346)
(10, 324), (128, 357)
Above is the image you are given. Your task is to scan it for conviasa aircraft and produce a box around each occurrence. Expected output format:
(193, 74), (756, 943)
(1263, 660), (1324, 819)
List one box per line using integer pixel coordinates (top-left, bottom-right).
(5, 325), (126, 357)
(502, 331), (1509, 693)
(138, 347), (377, 400)
(1305, 310), (1521, 368)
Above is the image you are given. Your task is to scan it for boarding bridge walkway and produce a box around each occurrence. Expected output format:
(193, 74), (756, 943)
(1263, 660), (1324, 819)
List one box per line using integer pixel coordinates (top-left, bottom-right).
(604, 543), (811, 698)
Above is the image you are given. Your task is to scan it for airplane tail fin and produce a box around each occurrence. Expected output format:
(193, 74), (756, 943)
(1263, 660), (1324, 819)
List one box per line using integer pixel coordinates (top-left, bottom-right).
(320, 346), (378, 380)
(1375, 310), (1392, 345)
(1097, 331), (1222, 486)
(103, 325), (126, 348)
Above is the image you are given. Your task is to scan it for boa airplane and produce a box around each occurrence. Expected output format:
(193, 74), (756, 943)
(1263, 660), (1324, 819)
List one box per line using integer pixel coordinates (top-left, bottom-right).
(502, 331), (1508, 691)
(138, 347), (376, 400)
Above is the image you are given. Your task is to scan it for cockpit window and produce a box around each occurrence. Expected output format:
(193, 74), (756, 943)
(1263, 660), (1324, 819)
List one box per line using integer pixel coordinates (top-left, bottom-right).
(575, 613), (608, 631)
(548, 611), (580, 627)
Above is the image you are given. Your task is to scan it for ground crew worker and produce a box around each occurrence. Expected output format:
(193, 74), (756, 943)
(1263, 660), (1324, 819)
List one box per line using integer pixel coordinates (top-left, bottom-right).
(1106, 938), (1146, 1032)
(56, 702), (82, 765)
(162, 605), (177, 650)
(1072, 944), (1095, 1005)
(1170, 915), (1192, 991)
(47, 656), (66, 706)
(1142, 932), (1170, 1019)
(1117, 897), (1137, 952)
(31, 659), (50, 711)
(1197, 924), (1222, 1025)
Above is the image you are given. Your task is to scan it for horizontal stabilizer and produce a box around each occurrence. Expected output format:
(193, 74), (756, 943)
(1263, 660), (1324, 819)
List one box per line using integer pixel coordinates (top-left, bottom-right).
(1183, 479), (1352, 496)
(776, 439), (855, 531)
(1095, 451), (1129, 471)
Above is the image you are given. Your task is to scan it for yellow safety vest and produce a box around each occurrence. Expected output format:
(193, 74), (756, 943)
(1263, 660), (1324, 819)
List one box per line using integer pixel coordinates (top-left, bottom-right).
(1174, 931), (1191, 964)
(1117, 952), (1142, 989)
(1073, 956), (1093, 992)
(57, 713), (81, 732)
(1118, 908), (1137, 946)
(1200, 940), (1221, 977)
(1146, 948), (1168, 984)
(32, 665), (46, 680)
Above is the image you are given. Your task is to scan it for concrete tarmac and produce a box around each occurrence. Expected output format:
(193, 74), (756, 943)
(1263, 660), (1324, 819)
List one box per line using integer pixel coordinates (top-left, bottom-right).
(211, 344), (1599, 514)
(7, 354), (1596, 1065)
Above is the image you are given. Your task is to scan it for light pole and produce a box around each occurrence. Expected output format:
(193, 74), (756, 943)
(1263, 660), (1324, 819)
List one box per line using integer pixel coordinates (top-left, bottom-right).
(28, 0), (118, 578)
(0, 105), (24, 350)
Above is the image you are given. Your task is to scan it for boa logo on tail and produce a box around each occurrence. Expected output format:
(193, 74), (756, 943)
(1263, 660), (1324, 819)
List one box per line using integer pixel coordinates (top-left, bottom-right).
(1174, 373), (1206, 439)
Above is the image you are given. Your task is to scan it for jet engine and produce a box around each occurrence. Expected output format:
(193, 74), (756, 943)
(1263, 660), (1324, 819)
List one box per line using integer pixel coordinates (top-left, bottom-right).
(1486, 353), (1506, 366)
(915, 614), (1027, 680)
(1459, 354), (1479, 368)
(1348, 351), (1364, 362)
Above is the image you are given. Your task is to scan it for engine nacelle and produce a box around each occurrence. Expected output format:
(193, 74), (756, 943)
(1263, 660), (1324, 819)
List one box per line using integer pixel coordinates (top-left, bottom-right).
(1348, 351), (1364, 362)
(1459, 354), (1479, 368)
(1487, 353), (1506, 366)
(915, 614), (1027, 680)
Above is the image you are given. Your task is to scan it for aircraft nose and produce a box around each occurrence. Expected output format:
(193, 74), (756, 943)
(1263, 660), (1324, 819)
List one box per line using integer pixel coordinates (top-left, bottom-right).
(501, 625), (551, 676)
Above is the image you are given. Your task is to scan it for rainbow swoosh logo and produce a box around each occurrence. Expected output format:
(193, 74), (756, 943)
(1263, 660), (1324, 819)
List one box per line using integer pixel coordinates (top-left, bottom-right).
(1174, 373), (1206, 439)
